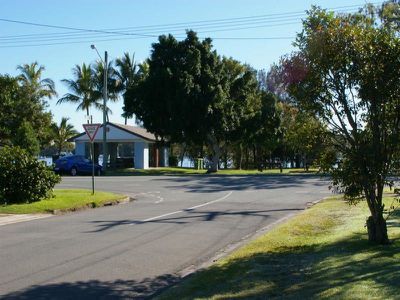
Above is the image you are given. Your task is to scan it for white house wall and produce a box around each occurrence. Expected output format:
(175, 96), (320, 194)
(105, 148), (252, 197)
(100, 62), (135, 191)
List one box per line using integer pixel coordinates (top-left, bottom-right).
(134, 142), (149, 169)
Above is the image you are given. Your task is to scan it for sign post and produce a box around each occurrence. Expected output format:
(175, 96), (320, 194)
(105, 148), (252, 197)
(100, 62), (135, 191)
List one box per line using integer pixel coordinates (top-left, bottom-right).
(83, 124), (101, 195)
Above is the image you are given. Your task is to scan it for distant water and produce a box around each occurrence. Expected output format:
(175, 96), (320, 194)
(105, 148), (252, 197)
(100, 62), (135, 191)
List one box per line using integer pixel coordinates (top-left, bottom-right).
(178, 157), (195, 168)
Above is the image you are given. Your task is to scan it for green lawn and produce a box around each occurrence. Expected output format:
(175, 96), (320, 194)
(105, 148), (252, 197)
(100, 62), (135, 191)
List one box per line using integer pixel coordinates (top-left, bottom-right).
(0, 189), (126, 214)
(158, 194), (400, 299)
(107, 167), (319, 176)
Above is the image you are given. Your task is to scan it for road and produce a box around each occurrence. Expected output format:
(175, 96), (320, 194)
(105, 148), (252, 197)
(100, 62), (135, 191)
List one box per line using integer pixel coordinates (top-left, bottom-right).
(1, 175), (331, 299)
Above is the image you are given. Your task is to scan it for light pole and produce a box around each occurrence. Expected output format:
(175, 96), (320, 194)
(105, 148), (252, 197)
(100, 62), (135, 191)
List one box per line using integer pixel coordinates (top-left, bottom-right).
(91, 44), (108, 173)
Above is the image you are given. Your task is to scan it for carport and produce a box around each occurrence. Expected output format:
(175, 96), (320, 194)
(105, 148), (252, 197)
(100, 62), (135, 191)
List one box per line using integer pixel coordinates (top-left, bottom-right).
(69, 122), (168, 169)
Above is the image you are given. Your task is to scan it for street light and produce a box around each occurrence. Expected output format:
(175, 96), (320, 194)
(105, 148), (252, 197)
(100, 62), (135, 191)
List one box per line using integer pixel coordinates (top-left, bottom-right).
(91, 44), (108, 173)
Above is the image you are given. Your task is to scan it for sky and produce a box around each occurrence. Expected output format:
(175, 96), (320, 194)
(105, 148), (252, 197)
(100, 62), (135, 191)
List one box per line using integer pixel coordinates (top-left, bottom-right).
(0, 0), (380, 132)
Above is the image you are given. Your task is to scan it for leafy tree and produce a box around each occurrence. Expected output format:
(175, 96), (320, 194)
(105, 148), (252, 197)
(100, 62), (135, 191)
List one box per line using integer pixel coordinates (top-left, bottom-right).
(0, 75), (52, 150)
(51, 117), (78, 155)
(124, 31), (263, 172)
(13, 121), (40, 156)
(235, 91), (280, 170)
(122, 61), (149, 124)
(58, 63), (102, 120)
(285, 5), (400, 244)
(279, 103), (327, 170)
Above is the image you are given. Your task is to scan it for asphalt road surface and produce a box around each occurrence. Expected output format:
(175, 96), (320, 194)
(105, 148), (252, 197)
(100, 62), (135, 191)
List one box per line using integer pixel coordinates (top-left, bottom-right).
(1, 175), (331, 299)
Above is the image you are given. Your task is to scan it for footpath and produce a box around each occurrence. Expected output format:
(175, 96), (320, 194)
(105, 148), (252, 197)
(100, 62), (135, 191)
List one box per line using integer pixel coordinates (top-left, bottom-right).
(0, 214), (51, 226)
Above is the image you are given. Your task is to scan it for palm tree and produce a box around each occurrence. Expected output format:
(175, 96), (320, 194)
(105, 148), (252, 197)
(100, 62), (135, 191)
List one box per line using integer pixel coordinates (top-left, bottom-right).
(57, 63), (102, 121)
(16, 62), (57, 104)
(115, 52), (138, 124)
(52, 117), (78, 155)
(92, 60), (120, 121)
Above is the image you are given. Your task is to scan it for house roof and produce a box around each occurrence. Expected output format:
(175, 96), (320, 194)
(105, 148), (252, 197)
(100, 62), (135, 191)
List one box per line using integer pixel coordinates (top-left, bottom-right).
(69, 122), (157, 142)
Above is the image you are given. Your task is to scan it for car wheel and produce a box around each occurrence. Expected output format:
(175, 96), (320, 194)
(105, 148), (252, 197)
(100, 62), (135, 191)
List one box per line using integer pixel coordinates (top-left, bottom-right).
(70, 167), (77, 176)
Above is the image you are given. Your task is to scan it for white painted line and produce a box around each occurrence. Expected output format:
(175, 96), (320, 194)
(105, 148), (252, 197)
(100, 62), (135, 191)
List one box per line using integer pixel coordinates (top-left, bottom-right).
(155, 196), (164, 204)
(139, 191), (233, 223)
(142, 210), (184, 222)
(186, 191), (233, 211)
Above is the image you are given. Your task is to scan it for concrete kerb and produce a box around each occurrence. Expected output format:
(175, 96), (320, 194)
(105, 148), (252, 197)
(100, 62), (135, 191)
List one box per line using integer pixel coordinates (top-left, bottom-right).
(0, 196), (132, 226)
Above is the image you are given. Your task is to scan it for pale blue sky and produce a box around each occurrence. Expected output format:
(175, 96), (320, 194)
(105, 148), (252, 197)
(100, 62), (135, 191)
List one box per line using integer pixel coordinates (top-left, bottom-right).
(0, 0), (378, 131)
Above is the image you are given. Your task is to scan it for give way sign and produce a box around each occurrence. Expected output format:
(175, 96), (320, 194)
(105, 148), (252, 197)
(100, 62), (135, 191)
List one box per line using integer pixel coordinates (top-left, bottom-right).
(83, 123), (101, 142)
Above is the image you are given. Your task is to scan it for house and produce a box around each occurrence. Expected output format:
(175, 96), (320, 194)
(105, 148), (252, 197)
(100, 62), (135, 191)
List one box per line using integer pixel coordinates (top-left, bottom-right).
(69, 122), (168, 169)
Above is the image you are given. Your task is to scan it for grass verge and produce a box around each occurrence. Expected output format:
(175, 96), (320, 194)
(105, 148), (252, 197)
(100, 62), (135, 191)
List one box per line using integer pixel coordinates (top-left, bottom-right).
(158, 194), (400, 299)
(107, 167), (319, 176)
(0, 189), (126, 214)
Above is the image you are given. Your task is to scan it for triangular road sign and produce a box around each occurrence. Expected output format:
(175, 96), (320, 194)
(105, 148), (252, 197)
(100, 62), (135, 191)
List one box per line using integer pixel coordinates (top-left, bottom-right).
(83, 123), (101, 142)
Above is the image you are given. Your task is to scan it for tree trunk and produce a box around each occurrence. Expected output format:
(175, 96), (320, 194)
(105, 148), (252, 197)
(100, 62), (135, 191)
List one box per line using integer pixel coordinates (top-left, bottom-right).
(238, 143), (243, 170)
(364, 184), (389, 244)
(366, 215), (389, 244)
(207, 134), (221, 173)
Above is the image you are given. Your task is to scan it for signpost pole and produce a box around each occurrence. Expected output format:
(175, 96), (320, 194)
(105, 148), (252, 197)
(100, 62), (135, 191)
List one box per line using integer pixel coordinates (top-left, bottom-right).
(83, 123), (101, 196)
(92, 141), (95, 195)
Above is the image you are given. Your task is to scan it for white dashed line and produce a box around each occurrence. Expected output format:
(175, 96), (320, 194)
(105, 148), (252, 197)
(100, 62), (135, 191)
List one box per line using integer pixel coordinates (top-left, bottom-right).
(140, 191), (233, 223)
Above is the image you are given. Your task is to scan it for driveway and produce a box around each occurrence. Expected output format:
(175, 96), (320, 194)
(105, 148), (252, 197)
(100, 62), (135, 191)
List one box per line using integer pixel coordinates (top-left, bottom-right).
(0, 175), (331, 299)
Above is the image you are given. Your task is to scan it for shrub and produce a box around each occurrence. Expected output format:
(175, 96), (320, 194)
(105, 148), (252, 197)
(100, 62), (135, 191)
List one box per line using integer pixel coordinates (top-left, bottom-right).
(0, 146), (61, 204)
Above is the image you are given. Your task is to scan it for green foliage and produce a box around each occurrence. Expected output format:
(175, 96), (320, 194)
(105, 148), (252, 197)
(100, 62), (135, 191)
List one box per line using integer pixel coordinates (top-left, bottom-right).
(284, 4), (400, 243)
(16, 61), (57, 104)
(51, 117), (77, 154)
(124, 31), (278, 171)
(58, 63), (102, 117)
(0, 74), (53, 149)
(13, 121), (40, 156)
(0, 146), (61, 204)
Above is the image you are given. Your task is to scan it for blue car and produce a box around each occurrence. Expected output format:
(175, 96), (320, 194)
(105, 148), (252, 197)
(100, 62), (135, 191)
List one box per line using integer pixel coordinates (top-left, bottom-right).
(54, 155), (102, 176)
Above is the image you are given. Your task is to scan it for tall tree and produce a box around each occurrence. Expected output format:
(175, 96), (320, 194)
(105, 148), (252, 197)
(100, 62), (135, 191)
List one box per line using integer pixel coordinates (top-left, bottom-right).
(51, 118), (78, 155)
(124, 31), (263, 172)
(57, 63), (102, 121)
(16, 62), (57, 104)
(115, 52), (138, 124)
(92, 60), (120, 121)
(285, 5), (400, 244)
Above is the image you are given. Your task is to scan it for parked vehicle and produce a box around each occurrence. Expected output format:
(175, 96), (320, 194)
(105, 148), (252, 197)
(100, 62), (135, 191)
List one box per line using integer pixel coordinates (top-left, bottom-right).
(54, 155), (102, 176)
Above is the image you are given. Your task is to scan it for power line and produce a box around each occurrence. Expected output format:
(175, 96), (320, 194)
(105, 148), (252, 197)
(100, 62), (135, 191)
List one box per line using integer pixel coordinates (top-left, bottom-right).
(0, 2), (383, 48)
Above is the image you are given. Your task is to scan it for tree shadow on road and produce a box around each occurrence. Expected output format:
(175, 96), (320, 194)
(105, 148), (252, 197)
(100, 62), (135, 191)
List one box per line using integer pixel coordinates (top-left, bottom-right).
(150, 175), (330, 193)
(2, 274), (179, 300)
(86, 208), (303, 232)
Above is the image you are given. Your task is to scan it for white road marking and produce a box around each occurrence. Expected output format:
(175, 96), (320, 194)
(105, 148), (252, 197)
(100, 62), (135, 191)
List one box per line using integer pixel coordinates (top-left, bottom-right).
(140, 191), (233, 223)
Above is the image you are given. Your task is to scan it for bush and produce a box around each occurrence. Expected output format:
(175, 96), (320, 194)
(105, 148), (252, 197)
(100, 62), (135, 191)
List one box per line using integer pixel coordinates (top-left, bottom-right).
(0, 146), (61, 204)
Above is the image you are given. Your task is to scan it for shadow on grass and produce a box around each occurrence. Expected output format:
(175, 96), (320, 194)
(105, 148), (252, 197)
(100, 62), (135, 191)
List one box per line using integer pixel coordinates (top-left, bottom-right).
(2, 274), (179, 300)
(159, 233), (400, 299)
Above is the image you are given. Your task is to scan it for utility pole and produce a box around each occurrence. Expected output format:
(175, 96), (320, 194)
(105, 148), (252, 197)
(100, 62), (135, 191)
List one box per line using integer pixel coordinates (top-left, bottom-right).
(91, 45), (108, 173)
(103, 51), (108, 173)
